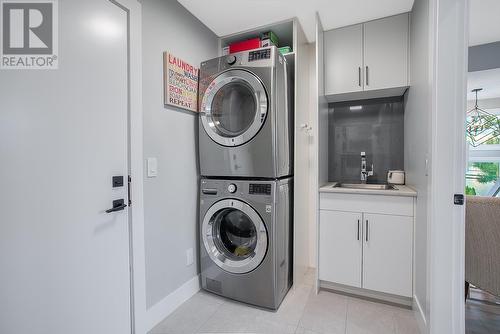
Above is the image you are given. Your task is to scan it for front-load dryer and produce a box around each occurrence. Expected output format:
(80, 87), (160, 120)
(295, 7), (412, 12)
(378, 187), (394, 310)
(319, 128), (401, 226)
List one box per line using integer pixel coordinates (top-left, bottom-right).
(199, 177), (293, 309)
(198, 47), (293, 178)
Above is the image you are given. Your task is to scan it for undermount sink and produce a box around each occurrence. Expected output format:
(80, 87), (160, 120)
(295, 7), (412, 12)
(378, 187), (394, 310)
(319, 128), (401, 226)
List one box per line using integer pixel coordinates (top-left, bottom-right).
(333, 183), (397, 190)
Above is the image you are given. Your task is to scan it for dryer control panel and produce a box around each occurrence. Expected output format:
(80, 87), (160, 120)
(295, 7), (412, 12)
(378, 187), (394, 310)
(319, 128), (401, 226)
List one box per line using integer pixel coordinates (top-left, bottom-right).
(248, 48), (271, 62)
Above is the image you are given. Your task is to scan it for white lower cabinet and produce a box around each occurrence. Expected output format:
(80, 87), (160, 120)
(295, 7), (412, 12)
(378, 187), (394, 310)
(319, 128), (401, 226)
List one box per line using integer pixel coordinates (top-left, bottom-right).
(362, 213), (413, 297)
(319, 194), (414, 298)
(319, 210), (362, 287)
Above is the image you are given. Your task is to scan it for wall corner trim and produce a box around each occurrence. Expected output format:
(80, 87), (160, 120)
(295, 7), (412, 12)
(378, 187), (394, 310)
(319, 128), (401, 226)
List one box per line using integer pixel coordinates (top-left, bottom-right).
(146, 275), (201, 332)
(413, 294), (427, 334)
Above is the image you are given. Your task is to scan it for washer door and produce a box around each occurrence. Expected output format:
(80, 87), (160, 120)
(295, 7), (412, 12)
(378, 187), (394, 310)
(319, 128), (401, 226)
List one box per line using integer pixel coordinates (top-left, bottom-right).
(202, 199), (268, 274)
(200, 69), (268, 147)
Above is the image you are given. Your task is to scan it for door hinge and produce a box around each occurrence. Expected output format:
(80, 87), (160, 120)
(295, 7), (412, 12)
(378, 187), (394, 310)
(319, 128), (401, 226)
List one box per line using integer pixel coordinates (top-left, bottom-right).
(454, 194), (464, 205)
(128, 175), (132, 206)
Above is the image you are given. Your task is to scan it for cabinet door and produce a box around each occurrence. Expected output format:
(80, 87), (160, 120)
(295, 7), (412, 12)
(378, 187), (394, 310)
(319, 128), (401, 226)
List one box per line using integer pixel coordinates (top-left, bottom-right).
(319, 210), (362, 287)
(362, 213), (413, 297)
(324, 24), (363, 95)
(363, 13), (409, 91)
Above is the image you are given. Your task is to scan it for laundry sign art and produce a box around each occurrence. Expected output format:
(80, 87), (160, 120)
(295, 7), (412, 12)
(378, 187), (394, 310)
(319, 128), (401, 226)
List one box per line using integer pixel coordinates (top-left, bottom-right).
(163, 52), (198, 112)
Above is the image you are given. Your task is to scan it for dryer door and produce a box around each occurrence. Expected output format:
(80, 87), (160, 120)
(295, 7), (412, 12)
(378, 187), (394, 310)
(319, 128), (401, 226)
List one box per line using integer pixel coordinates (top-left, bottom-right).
(202, 199), (268, 274)
(200, 69), (268, 147)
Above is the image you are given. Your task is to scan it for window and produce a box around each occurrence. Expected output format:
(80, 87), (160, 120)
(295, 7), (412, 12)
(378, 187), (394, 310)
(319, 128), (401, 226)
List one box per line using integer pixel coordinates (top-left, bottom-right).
(466, 162), (500, 197)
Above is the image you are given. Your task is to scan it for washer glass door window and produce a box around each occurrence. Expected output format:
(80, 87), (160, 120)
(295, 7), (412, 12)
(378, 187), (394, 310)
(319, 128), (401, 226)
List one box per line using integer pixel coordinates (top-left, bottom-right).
(200, 70), (268, 147)
(203, 199), (268, 274)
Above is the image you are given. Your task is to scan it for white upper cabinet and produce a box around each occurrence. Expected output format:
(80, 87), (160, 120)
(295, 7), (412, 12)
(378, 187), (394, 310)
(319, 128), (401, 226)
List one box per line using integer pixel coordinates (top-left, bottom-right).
(324, 24), (363, 95)
(363, 13), (409, 91)
(324, 13), (409, 100)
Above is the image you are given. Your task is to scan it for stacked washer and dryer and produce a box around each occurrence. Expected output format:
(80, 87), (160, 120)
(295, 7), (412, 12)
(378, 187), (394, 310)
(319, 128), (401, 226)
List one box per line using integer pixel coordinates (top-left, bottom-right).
(198, 46), (293, 310)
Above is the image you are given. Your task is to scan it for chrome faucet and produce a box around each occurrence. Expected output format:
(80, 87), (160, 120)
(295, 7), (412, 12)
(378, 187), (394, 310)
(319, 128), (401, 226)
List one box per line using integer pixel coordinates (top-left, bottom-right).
(360, 152), (374, 183)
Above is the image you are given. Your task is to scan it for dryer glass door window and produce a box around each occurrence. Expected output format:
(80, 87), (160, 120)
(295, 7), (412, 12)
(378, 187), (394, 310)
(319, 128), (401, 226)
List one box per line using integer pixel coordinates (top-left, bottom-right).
(200, 70), (268, 147)
(203, 199), (268, 274)
(211, 81), (256, 137)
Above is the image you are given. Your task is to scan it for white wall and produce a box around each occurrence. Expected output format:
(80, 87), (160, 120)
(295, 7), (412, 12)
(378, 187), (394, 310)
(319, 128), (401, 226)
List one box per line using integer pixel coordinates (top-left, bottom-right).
(404, 0), (432, 327)
(307, 43), (317, 268)
(141, 0), (217, 309)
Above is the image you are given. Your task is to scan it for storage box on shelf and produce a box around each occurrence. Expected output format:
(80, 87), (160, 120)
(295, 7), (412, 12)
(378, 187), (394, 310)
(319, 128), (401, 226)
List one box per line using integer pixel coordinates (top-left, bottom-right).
(219, 19), (294, 56)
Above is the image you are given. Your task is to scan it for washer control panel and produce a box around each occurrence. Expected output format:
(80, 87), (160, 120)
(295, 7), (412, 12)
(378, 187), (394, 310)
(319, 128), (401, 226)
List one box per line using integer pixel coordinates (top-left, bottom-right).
(227, 183), (237, 193)
(249, 183), (271, 195)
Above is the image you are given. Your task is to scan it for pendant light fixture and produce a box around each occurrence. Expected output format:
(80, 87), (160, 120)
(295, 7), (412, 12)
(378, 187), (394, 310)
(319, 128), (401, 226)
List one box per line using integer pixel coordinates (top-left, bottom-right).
(466, 88), (500, 147)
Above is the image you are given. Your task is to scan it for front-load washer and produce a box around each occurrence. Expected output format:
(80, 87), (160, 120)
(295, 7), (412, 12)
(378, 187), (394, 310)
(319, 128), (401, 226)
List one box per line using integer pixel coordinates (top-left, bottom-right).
(198, 46), (293, 178)
(199, 177), (293, 309)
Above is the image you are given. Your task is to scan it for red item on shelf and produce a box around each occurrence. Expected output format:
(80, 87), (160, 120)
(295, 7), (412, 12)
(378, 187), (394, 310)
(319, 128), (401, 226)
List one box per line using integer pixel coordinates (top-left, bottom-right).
(229, 38), (261, 53)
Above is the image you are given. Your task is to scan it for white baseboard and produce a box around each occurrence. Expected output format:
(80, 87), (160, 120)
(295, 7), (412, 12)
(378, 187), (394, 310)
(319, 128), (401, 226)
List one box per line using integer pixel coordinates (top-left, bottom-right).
(413, 294), (427, 334)
(146, 275), (201, 332)
(320, 280), (412, 307)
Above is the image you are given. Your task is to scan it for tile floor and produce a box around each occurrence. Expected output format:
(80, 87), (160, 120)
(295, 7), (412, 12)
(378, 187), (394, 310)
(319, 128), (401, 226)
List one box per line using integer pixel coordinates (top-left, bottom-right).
(466, 287), (500, 334)
(150, 269), (420, 334)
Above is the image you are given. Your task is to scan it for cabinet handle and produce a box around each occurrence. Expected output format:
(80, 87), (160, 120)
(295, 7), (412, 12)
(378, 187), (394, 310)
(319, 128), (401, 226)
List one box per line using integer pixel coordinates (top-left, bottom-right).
(365, 220), (369, 242)
(357, 219), (360, 240)
(358, 67), (362, 86)
(365, 66), (369, 86)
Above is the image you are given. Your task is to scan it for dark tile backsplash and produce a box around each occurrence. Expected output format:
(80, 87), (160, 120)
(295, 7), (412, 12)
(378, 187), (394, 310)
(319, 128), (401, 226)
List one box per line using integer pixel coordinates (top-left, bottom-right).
(328, 97), (404, 183)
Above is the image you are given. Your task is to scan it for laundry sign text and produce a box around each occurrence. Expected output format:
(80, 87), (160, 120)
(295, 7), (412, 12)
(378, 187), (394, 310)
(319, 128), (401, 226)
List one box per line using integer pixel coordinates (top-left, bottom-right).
(0, 0), (58, 69)
(163, 52), (198, 112)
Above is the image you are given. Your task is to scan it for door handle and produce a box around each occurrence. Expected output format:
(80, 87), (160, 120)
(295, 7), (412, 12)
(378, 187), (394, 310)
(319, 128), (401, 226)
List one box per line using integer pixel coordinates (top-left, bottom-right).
(358, 67), (361, 86)
(365, 66), (369, 86)
(357, 219), (360, 240)
(106, 199), (127, 213)
(365, 220), (369, 242)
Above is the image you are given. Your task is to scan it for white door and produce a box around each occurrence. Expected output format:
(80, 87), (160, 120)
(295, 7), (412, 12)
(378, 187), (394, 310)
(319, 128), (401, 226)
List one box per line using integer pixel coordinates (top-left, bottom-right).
(0, 1), (131, 333)
(324, 24), (363, 95)
(319, 210), (362, 288)
(363, 13), (409, 91)
(362, 213), (413, 297)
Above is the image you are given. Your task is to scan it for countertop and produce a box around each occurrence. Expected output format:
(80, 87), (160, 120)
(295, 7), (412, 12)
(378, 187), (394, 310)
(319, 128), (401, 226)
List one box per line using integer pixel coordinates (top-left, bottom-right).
(319, 182), (417, 197)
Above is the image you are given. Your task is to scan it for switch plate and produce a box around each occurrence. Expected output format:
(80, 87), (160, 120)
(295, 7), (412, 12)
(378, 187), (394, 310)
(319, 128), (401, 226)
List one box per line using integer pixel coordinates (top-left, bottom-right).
(186, 248), (194, 266)
(425, 155), (430, 176)
(147, 157), (158, 177)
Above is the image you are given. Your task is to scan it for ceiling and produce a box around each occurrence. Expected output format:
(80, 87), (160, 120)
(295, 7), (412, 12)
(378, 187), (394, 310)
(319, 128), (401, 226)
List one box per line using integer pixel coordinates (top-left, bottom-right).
(178, 0), (414, 43)
(468, 68), (500, 101)
(469, 0), (500, 46)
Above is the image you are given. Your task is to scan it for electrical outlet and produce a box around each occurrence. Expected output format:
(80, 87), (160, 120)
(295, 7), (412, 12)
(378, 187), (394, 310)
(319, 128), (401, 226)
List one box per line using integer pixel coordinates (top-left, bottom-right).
(186, 248), (194, 266)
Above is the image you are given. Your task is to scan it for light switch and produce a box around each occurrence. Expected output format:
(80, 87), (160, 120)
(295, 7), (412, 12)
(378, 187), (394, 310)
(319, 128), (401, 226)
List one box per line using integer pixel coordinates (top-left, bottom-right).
(425, 154), (430, 177)
(147, 157), (158, 177)
(186, 248), (194, 266)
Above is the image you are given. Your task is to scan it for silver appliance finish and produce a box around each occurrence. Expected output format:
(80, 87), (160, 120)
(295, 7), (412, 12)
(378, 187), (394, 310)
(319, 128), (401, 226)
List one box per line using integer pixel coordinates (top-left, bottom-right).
(199, 177), (293, 310)
(198, 47), (293, 178)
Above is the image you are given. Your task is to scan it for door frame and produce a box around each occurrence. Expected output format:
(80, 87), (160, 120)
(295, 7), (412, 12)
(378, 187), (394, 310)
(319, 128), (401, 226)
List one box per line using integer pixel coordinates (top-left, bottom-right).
(108, 0), (145, 333)
(428, 0), (468, 332)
